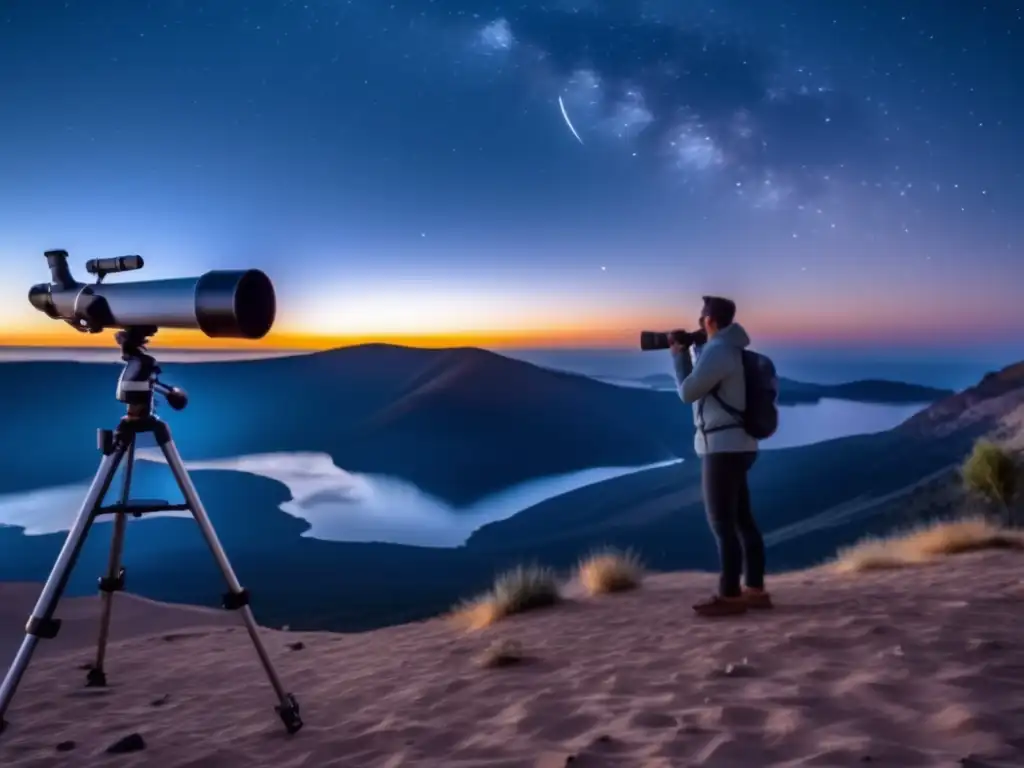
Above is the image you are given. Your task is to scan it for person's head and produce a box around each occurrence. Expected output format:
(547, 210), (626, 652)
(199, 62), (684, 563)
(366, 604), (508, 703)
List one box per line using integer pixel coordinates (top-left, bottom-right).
(700, 295), (736, 339)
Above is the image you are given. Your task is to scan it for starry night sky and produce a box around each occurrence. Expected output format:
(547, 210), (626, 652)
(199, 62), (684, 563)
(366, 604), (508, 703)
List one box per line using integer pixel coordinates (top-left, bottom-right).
(1, 0), (1022, 349)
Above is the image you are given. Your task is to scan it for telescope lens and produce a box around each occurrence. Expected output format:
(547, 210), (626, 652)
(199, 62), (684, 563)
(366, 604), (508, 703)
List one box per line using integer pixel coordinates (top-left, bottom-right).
(28, 283), (55, 317)
(195, 269), (276, 339)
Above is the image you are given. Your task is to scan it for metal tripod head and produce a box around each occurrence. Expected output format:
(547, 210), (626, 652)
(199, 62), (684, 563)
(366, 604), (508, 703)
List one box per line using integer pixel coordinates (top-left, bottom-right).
(115, 326), (188, 416)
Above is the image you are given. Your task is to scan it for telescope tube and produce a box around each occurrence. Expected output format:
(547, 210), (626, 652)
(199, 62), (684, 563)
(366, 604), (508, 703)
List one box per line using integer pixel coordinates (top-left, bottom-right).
(28, 269), (276, 339)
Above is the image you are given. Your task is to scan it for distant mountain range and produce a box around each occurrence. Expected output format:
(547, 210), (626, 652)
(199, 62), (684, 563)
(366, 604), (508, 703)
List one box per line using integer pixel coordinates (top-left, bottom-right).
(0, 345), (1011, 634)
(633, 373), (952, 403)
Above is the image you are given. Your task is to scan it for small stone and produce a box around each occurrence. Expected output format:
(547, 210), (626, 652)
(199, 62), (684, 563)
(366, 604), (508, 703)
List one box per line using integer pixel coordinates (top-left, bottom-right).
(106, 733), (146, 754)
(959, 754), (997, 767)
(150, 694), (170, 707)
(287, 641), (305, 651)
(966, 638), (1003, 652)
(710, 662), (757, 678)
(476, 639), (526, 669)
(55, 740), (76, 752)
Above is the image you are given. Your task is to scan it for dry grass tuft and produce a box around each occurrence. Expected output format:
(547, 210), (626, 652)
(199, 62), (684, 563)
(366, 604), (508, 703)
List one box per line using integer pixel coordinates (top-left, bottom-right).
(577, 548), (645, 595)
(475, 639), (527, 669)
(833, 517), (1024, 574)
(450, 565), (561, 630)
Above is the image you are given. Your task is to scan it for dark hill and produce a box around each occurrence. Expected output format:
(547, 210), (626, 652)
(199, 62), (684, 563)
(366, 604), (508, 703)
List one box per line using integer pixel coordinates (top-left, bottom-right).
(0, 344), (693, 505)
(899, 361), (1024, 437)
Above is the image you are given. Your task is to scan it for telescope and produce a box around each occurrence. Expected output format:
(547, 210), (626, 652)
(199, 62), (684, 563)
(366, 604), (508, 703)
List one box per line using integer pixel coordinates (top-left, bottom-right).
(1, 250), (302, 738)
(28, 249), (276, 338)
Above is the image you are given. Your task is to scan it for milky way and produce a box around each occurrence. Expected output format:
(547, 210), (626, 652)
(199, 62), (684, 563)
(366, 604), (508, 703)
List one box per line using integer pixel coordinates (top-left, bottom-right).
(473, 8), (878, 210)
(452, 0), (1023, 236)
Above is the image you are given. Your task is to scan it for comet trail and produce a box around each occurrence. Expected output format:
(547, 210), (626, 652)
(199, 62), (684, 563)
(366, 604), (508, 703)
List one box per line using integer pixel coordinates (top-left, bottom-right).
(558, 95), (584, 145)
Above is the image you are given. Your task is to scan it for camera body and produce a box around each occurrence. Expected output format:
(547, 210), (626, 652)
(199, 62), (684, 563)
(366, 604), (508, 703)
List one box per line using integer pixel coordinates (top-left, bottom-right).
(639, 328), (707, 351)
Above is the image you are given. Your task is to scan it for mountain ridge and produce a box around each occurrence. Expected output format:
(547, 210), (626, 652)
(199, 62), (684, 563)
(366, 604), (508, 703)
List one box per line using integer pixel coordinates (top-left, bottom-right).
(0, 343), (948, 505)
(635, 371), (953, 403)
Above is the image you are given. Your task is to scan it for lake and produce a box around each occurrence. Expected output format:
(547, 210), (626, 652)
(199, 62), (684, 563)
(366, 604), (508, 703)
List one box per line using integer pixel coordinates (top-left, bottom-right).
(0, 397), (925, 546)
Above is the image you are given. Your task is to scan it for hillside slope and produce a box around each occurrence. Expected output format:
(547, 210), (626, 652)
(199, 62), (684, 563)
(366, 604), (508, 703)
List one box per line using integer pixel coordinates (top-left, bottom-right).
(468, 360), (1024, 569)
(1, 551), (1021, 767)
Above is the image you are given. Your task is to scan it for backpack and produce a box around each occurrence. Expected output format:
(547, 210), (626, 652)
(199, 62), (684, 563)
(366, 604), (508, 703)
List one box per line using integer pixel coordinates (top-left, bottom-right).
(703, 349), (779, 440)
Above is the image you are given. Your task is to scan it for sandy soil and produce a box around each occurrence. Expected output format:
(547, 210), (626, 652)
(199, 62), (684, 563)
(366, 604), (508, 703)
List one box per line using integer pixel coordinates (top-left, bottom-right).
(1, 552), (1022, 767)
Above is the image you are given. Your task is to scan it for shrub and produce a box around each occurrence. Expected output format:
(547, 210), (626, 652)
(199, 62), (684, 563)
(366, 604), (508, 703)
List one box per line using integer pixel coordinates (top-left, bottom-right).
(833, 517), (1024, 573)
(450, 565), (561, 630)
(962, 439), (1019, 525)
(577, 548), (645, 595)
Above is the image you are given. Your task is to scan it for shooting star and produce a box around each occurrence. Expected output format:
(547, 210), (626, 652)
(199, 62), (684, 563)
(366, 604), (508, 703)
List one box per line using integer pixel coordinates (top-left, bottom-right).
(558, 95), (584, 145)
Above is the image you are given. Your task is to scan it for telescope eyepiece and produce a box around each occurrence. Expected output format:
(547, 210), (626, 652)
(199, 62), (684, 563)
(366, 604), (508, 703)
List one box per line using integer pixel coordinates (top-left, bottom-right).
(43, 249), (75, 288)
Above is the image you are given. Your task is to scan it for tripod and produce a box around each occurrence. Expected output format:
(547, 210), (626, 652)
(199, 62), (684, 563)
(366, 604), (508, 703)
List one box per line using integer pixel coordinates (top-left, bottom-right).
(0, 327), (302, 736)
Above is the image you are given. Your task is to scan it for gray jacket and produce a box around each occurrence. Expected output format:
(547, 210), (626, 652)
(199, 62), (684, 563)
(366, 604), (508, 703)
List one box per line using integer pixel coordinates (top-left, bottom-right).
(672, 322), (759, 455)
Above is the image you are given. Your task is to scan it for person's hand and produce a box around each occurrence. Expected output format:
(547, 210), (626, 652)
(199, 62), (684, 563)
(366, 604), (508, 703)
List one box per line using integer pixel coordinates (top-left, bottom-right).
(668, 335), (686, 355)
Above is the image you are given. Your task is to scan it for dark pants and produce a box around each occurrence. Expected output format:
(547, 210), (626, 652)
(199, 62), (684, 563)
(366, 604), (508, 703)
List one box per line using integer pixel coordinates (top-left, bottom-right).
(701, 452), (764, 598)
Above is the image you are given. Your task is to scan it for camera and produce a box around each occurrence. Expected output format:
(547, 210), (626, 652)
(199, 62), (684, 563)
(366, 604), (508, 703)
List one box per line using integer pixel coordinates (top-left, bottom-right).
(639, 328), (707, 351)
(28, 249), (276, 339)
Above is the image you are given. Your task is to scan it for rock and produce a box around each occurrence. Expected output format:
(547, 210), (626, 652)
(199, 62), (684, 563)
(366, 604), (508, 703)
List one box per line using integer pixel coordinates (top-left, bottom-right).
(966, 638), (1003, 652)
(106, 733), (146, 754)
(958, 756), (999, 767)
(55, 740), (76, 752)
(287, 641), (305, 651)
(150, 694), (170, 707)
(475, 639), (526, 669)
(709, 661), (757, 678)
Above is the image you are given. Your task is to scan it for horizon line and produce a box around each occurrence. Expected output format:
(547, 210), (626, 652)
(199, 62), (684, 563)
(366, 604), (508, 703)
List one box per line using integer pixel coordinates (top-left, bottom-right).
(2, 326), (1024, 354)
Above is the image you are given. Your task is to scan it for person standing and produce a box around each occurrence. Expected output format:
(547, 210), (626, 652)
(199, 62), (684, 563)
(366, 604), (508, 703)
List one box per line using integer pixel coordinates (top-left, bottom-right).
(671, 296), (774, 617)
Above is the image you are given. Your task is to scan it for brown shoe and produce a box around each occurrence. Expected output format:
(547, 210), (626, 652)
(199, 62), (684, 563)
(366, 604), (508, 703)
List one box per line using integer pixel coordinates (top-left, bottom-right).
(693, 594), (748, 617)
(742, 588), (774, 609)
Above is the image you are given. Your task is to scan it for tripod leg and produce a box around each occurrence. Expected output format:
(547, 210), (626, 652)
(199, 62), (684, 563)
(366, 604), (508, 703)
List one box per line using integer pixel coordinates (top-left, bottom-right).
(0, 446), (127, 733)
(157, 431), (303, 735)
(88, 439), (136, 687)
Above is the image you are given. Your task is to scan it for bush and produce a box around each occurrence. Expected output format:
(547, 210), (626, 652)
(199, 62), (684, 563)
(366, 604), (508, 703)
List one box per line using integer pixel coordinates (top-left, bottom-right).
(577, 548), (645, 595)
(962, 439), (1019, 525)
(450, 565), (561, 630)
(833, 517), (1024, 573)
